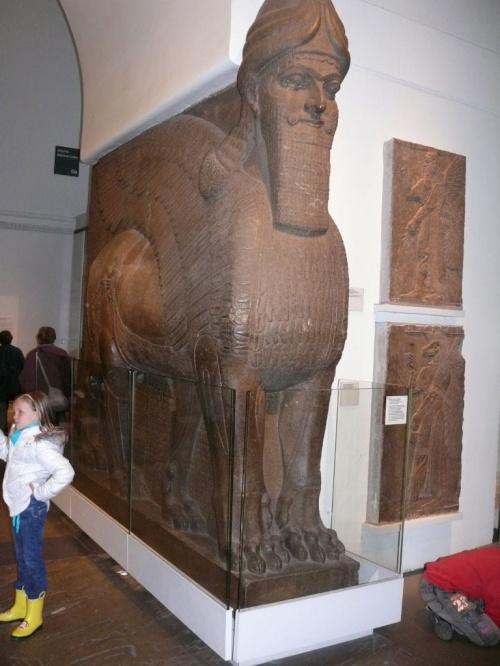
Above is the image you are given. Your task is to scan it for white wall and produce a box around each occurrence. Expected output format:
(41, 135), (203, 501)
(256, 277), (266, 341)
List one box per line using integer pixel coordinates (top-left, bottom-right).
(0, 224), (74, 353)
(58, 0), (280, 164)
(0, 0), (90, 218)
(0, 0), (90, 354)
(328, 0), (500, 565)
(59, 0), (236, 163)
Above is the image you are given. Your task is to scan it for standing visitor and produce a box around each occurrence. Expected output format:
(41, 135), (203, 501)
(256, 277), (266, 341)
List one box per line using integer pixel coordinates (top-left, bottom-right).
(19, 327), (71, 424)
(0, 392), (74, 640)
(0, 330), (24, 434)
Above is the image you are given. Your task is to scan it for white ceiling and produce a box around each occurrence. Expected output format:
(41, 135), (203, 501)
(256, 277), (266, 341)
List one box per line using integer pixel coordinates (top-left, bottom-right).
(58, 0), (264, 163)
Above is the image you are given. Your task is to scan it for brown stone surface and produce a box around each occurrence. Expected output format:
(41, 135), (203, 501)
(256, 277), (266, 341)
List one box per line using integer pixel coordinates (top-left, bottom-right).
(370, 324), (464, 523)
(382, 139), (465, 308)
(77, 0), (358, 602)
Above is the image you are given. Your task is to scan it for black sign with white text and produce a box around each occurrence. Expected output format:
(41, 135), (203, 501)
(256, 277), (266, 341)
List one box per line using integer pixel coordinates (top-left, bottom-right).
(54, 145), (80, 177)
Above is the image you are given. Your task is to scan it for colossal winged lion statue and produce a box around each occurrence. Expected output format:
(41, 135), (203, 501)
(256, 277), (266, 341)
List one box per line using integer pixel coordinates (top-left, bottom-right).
(84, 0), (354, 582)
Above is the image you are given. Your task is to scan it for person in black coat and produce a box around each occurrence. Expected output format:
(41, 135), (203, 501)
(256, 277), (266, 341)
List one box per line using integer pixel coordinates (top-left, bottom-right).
(0, 330), (25, 434)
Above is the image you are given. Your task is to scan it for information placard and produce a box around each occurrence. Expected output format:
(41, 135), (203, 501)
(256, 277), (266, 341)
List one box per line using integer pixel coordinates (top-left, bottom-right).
(385, 395), (408, 425)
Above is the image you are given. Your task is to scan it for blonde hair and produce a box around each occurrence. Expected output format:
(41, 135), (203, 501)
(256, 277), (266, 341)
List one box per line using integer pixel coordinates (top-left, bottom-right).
(15, 391), (56, 430)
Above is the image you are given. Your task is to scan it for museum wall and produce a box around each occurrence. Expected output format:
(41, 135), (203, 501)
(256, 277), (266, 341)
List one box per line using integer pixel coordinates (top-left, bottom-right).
(329, 0), (500, 566)
(0, 0), (90, 353)
(0, 0), (499, 570)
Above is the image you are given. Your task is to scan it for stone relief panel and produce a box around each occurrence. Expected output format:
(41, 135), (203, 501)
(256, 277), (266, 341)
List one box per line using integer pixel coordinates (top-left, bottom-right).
(381, 139), (465, 308)
(370, 324), (464, 523)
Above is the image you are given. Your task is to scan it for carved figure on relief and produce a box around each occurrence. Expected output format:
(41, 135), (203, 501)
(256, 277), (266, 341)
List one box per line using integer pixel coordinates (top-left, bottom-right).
(85, 0), (352, 577)
(402, 328), (464, 517)
(387, 140), (465, 308)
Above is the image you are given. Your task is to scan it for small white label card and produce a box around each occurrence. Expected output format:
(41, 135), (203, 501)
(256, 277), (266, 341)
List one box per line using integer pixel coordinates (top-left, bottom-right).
(385, 395), (408, 425)
(339, 380), (360, 406)
(348, 287), (364, 311)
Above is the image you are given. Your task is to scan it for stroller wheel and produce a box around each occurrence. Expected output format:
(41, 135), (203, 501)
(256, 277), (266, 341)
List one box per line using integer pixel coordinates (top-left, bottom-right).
(429, 609), (454, 641)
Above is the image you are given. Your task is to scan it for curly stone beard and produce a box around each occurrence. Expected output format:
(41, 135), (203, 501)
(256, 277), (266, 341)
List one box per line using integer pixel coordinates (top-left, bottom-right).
(260, 103), (337, 236)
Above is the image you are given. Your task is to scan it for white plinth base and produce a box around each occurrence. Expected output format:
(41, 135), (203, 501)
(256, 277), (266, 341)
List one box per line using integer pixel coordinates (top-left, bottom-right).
(362, 512), (463, 573)
(55, 487), (404, 665)
(232, 561), (403, 666)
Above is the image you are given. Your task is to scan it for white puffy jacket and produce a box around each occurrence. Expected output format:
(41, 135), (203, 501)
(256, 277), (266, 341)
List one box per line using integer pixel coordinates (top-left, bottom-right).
(0, 425), (74, 517)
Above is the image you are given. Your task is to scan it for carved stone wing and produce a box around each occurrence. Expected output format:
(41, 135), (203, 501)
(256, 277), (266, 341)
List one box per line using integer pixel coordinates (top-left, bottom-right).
(93, 115), (227, 350)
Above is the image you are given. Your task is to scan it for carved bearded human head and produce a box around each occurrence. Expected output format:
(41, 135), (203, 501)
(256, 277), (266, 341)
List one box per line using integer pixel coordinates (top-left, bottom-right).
(200, 0), (350, 236)
(240, 0), (350, 235)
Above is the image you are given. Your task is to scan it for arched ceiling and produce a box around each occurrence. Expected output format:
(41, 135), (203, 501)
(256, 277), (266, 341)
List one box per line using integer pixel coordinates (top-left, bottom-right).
(58, 0), (262, 163)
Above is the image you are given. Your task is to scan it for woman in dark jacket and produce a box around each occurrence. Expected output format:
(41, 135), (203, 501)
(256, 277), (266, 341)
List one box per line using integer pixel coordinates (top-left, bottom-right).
(19, 327), (71, 423)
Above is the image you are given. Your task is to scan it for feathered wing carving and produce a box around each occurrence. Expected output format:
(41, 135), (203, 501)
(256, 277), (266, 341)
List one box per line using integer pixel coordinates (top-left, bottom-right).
(93, 115), (228, 352)
(92, 112), (348, 376)
(247, 219), (348, 373)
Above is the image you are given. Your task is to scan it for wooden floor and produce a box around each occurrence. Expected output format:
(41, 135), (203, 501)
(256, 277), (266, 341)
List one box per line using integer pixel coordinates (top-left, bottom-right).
(0, 500), (499, 665)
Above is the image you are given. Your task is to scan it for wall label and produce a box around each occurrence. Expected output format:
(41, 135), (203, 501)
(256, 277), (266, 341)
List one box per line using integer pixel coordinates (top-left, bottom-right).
(385, 395), (408, 425)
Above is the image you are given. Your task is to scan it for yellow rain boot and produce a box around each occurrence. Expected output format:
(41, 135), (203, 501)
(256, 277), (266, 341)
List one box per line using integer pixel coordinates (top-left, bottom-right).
(0, 588), (27, 623)
(11, 591), (45, 641)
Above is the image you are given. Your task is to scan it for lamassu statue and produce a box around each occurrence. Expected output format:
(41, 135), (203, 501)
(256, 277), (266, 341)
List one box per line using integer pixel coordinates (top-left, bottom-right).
(84, 0), (357, 598)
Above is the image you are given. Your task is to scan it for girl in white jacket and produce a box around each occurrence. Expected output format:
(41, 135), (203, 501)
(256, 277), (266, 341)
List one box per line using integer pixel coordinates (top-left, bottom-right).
(0, 391), (74, 641)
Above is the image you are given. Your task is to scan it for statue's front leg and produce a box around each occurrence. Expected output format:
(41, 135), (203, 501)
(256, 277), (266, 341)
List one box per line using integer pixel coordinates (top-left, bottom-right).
(99, 341), (135, 499)
(238, 387), (287, 575)
(276, 369), (345, 564)
(162, 379), (206, 534)
(194, 337), (286, 575)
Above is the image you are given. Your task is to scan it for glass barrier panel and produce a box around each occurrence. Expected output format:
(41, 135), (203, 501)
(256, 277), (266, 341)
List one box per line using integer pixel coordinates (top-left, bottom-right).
(128, 371), (237, 610)
(69, 359), (133, 529)
(67, 362), (410, 610)
(331, 380), (411, 573)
